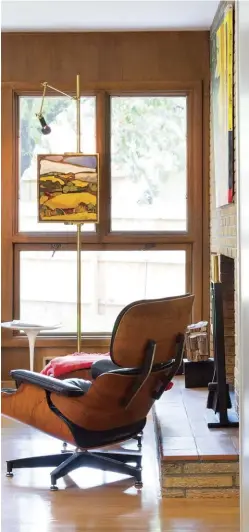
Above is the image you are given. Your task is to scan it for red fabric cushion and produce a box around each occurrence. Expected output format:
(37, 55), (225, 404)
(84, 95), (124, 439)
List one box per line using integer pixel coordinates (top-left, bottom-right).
(40, 352), (174, 392)
(41, 352), (110, 378)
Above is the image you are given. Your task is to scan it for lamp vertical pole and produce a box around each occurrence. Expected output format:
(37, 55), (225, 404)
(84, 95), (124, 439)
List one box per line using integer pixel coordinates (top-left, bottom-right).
(76, 74), (82, 353)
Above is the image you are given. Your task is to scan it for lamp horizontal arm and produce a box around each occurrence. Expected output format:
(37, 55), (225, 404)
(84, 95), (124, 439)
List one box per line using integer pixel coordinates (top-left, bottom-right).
(36, 81), (77, 122)
(41, 82), (76, 100)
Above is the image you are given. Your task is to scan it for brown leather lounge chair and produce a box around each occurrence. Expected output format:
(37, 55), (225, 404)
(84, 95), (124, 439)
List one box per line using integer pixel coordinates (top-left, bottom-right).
(2, 294), (194, 490)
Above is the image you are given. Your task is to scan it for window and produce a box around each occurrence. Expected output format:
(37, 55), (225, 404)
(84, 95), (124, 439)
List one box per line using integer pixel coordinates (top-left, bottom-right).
(19, 96), (96, 232)
(19, 249), (187, 334)
(111, 96), (187, 232)
(2, 84), (203, 346)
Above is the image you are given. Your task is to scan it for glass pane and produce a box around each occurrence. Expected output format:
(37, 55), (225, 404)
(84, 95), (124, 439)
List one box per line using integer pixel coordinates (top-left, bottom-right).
(111, 96), (187, 231)
(19, 96), (96, 232)
(19, 250), (186, 334)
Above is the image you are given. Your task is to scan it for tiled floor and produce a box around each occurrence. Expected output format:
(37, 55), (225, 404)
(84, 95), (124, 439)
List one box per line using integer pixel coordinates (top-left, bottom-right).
(155, 377), (239, 461)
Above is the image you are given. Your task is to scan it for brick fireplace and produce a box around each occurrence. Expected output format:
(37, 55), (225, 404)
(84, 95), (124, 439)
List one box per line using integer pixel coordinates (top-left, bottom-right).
(219, 255), (236, 385)
(210, 1), (238, 411)
(210, 253), (237, 389)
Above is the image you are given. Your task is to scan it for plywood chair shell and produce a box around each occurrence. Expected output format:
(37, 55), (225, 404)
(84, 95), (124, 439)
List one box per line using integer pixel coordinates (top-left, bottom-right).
(52, 371), (165, 432)
(111, 294), (194, 367)
(1, 294), (194, 449)
(1, 383), (75, 445)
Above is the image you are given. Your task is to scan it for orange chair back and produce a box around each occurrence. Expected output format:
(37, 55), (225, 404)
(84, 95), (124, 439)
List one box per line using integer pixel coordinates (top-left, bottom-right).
(110, 294), (194, 367)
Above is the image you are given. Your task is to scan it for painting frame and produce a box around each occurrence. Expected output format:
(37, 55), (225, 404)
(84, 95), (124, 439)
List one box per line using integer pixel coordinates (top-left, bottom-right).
(37, 153), (99, 224)
(211, 4), (234, 207)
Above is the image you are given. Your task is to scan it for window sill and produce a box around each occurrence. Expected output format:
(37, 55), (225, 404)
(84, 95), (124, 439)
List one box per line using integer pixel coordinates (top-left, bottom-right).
(1, 334), (111, 349)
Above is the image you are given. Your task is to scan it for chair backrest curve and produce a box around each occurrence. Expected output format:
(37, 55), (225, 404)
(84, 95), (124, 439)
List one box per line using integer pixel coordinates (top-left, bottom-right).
(51, 294), (194, 432)
(110, 294), (194, 367)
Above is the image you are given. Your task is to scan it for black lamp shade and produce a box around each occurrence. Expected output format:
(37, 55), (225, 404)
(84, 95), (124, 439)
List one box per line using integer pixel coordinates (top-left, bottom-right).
(38, 115), (51, 135)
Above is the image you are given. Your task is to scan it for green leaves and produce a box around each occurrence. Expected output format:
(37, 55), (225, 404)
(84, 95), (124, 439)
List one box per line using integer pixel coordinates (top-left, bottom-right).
(111, 96), (187, 200)
(20, 95), (186, 205)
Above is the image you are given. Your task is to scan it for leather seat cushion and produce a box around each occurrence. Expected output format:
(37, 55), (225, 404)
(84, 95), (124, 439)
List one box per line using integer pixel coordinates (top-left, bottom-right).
(63, 378), (92, 394)
(91, 359), (119, 380)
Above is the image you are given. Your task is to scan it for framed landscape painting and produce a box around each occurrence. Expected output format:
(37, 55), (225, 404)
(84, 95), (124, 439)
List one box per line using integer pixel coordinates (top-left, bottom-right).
(211, 4), (234, 207)
(37, 153), (99, 223)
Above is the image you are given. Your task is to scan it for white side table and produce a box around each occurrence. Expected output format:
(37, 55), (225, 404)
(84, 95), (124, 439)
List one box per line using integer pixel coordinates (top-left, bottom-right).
(1, 321), (61, 372)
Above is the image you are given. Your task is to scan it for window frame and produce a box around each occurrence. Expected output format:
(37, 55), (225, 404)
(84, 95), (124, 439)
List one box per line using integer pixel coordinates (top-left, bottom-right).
(109, 93), (188, 235)
(1, 81), (203, 348)
(11, 242), (191, 346)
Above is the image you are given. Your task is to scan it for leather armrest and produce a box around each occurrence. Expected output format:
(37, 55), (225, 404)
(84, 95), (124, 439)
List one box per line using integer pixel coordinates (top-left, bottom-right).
(10, 369), (86, 397)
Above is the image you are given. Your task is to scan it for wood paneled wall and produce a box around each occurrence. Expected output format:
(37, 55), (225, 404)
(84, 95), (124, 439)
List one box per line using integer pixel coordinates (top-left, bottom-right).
(2, 32), (209, 85)
(1, 31), (210, 377)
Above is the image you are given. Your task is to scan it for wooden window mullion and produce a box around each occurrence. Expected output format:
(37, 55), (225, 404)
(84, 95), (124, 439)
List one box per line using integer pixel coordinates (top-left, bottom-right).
(1, 88), (15, 326)
(96, 90), (111, 242)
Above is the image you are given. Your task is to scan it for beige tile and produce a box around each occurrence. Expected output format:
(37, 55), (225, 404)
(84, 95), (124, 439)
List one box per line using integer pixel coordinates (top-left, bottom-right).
(196, 436), (238, 457)
(231, 436), (240, 453)
(156, 406), (187, 418)
(160, 426), (193, 437)
(188, 420), (214, 437)
(161, 436), (197, 451)
(162, 450), (199, 461)
(155, 376), (240, 465)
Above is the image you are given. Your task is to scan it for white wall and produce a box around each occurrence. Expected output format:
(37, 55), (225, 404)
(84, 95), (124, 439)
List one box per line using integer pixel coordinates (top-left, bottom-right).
(1, 1), (219, 32)
(237, 1), (249, 529)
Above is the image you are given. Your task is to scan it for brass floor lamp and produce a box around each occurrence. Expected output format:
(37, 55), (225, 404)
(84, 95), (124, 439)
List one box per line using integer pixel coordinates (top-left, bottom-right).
(36, 75), (99, 352)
